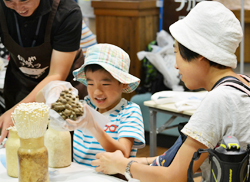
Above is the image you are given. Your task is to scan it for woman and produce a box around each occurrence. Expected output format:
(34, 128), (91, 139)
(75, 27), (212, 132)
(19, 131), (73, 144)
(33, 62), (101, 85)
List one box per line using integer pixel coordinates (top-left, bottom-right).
(91, 1), (250, 181)
(0, 0), (85, 144)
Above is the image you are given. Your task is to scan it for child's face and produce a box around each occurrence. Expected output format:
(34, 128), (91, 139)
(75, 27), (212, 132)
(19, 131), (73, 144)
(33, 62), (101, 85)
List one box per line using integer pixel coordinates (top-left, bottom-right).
(174, 41), (207, 90)
(86, 69), (127, 113)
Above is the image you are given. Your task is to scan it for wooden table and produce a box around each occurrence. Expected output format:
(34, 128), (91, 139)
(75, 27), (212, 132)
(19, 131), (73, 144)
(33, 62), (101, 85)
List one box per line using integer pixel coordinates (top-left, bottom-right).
(143, 100), (196, 157)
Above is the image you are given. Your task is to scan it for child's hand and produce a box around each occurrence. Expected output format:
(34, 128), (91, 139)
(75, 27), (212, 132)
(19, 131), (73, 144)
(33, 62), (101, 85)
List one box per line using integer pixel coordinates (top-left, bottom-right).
(92, 150), (127, 174)
(66, 104), (93, 129)
(66, 104), (104, 140)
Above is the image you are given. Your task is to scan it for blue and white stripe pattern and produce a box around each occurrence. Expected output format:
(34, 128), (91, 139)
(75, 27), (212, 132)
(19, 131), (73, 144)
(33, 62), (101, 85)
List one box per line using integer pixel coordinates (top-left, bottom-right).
(80, 20), (97, 55)
(73, 96), (145, 167)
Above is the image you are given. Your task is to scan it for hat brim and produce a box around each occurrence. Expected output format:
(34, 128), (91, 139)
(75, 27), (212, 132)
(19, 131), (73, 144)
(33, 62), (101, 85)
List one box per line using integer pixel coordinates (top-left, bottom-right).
(169, 20), (237, 69)
(73, 62), (140, 93)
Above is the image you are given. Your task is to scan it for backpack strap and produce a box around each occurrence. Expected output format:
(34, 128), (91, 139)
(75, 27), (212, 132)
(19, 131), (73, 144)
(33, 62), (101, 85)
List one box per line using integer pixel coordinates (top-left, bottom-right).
(187, 148), (210, 182)
(214, 75), (250, 97)
(239, 74), (250, 82)
(216, 79), (250, 96)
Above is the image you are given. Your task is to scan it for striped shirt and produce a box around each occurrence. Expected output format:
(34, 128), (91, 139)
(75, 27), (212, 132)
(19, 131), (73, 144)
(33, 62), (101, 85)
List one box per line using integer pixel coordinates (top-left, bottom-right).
(80, 20), (97, 55)
(73, 96), (145, 167)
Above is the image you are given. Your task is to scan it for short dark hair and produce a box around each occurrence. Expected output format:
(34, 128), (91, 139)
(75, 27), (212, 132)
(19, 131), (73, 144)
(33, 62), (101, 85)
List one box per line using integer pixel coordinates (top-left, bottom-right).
(178, 42), (200, 62)
(84, 64), (121, 84)
(84, 64), (105, 73)
(178, 42), (226, 69)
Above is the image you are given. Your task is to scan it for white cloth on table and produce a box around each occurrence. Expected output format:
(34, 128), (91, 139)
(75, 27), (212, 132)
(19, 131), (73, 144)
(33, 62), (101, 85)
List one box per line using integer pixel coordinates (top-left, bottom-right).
(151, 91), (207, 111)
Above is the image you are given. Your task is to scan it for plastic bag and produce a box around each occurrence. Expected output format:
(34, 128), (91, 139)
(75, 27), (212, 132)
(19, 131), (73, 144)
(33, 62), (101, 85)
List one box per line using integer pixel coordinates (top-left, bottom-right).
(43, 81), (110, 133)
(49, 103), (109, 134)
(137, 30), (183, 91)
(42, 80), (79, 107)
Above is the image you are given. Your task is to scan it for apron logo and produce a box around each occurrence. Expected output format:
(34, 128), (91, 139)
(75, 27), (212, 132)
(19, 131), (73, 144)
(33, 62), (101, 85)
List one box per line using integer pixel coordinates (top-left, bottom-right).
(17, 55), (48, 79)
(18, 55), (40, 68)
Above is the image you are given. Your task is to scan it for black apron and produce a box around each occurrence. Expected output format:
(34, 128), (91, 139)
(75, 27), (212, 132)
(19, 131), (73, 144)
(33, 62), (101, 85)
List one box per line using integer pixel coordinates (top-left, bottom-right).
(0, 0), (86, 110)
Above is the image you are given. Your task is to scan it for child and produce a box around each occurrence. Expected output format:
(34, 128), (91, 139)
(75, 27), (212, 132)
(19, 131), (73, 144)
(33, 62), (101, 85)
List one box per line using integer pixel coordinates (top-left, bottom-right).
(71, 43), (145, 166)
(91, 1), (250, 181)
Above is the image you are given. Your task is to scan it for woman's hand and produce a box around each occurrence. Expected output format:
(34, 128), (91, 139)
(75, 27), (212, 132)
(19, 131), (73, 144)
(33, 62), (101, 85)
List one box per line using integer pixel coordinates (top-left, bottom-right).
(91, 150), (129, 175)
(0, 109), (14, 144)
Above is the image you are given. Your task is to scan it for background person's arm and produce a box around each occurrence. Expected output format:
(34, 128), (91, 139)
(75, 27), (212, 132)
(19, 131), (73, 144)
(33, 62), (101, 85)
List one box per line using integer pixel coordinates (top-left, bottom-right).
(0, 50), (76, 143)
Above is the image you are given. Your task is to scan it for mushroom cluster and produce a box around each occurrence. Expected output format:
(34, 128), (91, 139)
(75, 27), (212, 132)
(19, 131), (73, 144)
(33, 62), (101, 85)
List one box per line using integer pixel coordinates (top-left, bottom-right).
(51, 88), (84, 120)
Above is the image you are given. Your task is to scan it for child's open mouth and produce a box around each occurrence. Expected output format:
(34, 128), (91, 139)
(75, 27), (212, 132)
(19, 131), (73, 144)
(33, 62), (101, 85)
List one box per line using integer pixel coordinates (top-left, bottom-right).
(95, 98), (106, 104)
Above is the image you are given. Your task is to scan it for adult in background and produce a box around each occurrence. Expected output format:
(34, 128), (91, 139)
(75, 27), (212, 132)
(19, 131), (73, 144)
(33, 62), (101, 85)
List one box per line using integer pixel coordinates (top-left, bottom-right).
(91, 1), (250, 181)
(0, 0), (86, 144)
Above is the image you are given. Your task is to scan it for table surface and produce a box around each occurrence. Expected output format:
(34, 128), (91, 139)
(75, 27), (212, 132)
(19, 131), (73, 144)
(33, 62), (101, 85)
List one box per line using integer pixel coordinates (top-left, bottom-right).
(143, 100), (196, 116)
(0, 148), (126, 182)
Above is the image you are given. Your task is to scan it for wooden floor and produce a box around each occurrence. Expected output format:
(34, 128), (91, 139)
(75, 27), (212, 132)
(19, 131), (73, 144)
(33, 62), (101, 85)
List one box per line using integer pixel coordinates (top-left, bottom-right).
(136, 145), (202, 182)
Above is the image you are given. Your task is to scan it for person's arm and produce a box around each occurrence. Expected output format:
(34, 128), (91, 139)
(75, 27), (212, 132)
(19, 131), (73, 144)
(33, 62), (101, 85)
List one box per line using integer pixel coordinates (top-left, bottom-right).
(93, 126), (135, 158)
(66, 114), (134, 157)
(130, 156), (157, 165)
(87, 103), (144, 158)
(67, 101), (144, 158)
(92, 136), (208, 182)
(97, 103), (144, 158)
(66, 103), (143, 158)
(0, 49), (76, 143)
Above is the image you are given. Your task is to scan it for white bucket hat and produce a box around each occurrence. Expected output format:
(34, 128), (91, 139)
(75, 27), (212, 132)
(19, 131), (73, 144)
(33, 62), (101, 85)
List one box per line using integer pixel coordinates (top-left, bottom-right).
(169, 1), (243, 68)
(73, 44), (140, 93)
